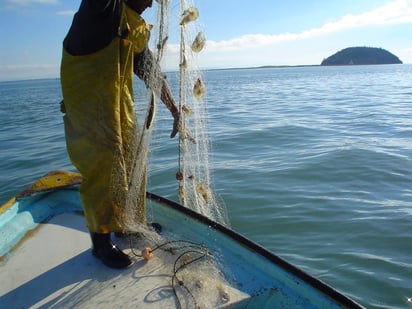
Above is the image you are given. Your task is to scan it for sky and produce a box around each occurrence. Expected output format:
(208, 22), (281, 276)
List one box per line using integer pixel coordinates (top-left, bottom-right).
(0, 0), (411, 81)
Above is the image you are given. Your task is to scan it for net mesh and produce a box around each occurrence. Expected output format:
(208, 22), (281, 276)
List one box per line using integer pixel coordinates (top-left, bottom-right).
(176, 0), (228, 225)
(122, 0), (229, 231)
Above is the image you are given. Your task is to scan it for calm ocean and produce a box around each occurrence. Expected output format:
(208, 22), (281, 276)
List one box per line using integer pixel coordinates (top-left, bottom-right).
(1, 64), (411, 308)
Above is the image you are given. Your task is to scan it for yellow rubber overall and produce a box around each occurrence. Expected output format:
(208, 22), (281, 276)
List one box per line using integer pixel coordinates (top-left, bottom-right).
(61, 5), (150, 233)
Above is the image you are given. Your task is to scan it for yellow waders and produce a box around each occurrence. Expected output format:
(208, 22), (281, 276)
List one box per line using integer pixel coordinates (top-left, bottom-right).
(61, 5), (151, 233)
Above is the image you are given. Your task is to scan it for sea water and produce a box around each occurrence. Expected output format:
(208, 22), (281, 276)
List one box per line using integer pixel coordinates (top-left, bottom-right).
(1, 64), (412, 308)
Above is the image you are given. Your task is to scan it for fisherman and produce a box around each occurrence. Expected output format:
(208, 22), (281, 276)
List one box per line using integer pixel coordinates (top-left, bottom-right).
(60, 0), (179, 268)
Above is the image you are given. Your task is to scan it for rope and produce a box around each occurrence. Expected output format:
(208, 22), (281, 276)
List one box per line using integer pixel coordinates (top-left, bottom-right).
(172, 248), (210, 308)
(128, 237), (212, 308)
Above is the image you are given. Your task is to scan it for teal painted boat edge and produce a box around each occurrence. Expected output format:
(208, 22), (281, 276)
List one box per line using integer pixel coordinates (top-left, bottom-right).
(0, 187), (82, 260)
(146, 192), (365, 309)
(0, 185), (364, 308)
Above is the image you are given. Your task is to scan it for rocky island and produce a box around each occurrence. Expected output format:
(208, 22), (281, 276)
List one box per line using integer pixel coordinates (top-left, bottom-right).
(321, 47), (402, 66)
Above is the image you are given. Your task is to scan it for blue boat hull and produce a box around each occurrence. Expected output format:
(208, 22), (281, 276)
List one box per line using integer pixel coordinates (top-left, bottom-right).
(0, 171), (363, 308)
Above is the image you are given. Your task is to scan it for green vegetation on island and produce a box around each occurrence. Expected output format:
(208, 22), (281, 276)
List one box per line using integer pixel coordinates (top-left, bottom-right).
(321, 47), (402, 66)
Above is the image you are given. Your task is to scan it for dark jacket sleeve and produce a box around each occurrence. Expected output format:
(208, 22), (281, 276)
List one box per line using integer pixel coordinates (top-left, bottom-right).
(65, 0), (121, 55)
(65, 0), (163, 90)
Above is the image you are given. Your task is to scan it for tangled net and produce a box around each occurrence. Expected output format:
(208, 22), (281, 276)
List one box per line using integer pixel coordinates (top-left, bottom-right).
(132, 240), (210, 307)
(127, 234), (231, 309)
(174, 0), (228, 225)
(122, 0), (229, 232)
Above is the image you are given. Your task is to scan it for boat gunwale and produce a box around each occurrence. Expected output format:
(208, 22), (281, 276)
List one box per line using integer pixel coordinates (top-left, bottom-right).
(0, 170), (364, 308)
(147, 192), (364, 309)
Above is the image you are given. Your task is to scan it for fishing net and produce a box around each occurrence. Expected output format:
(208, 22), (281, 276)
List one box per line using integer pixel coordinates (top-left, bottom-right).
(126, 232), (242, 308)
(120, 0), (170, 232)
(122, 0), (229, 231)
(174, 0), (228, 225)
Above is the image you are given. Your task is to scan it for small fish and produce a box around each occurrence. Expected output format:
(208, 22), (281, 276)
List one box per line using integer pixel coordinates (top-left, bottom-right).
(157, 36), (168, 51)
(196, 182), (210, 203)
(193, 78), (205, 99)
(180, 127), (196, 144)
(180, 7), (199, 25)
(182, 105), (192, 116)
(179, 185), (185, 199)
(191, 32), (205, 53)
(180, 56), (187, 69)
(146, 91), (156, 129)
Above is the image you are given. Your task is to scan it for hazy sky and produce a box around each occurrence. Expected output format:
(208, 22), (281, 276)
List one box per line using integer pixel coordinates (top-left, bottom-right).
(0, 0), (411, 81)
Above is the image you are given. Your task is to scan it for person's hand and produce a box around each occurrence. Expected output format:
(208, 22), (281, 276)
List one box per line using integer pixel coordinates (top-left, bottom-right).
(170, 111), (180, 138)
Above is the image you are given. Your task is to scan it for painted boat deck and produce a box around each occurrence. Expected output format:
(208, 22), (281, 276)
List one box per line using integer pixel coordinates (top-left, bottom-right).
(0, 212), (249, 308)
(0, 172), (364, 308)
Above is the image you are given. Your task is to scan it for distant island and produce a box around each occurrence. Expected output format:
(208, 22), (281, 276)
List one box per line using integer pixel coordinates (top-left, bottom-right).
(321, 47), (402, 66)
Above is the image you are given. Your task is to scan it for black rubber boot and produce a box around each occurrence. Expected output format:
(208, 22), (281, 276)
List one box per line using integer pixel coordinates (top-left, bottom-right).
(91, 233), (133, 269)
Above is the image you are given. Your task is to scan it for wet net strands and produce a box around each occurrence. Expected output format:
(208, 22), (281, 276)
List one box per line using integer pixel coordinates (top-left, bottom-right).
(176, 0), (228, 225)
(124, 0), (229, 232)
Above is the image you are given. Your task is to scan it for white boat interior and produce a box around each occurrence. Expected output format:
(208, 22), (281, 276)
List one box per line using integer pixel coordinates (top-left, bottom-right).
(0, 172), (363, 308)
